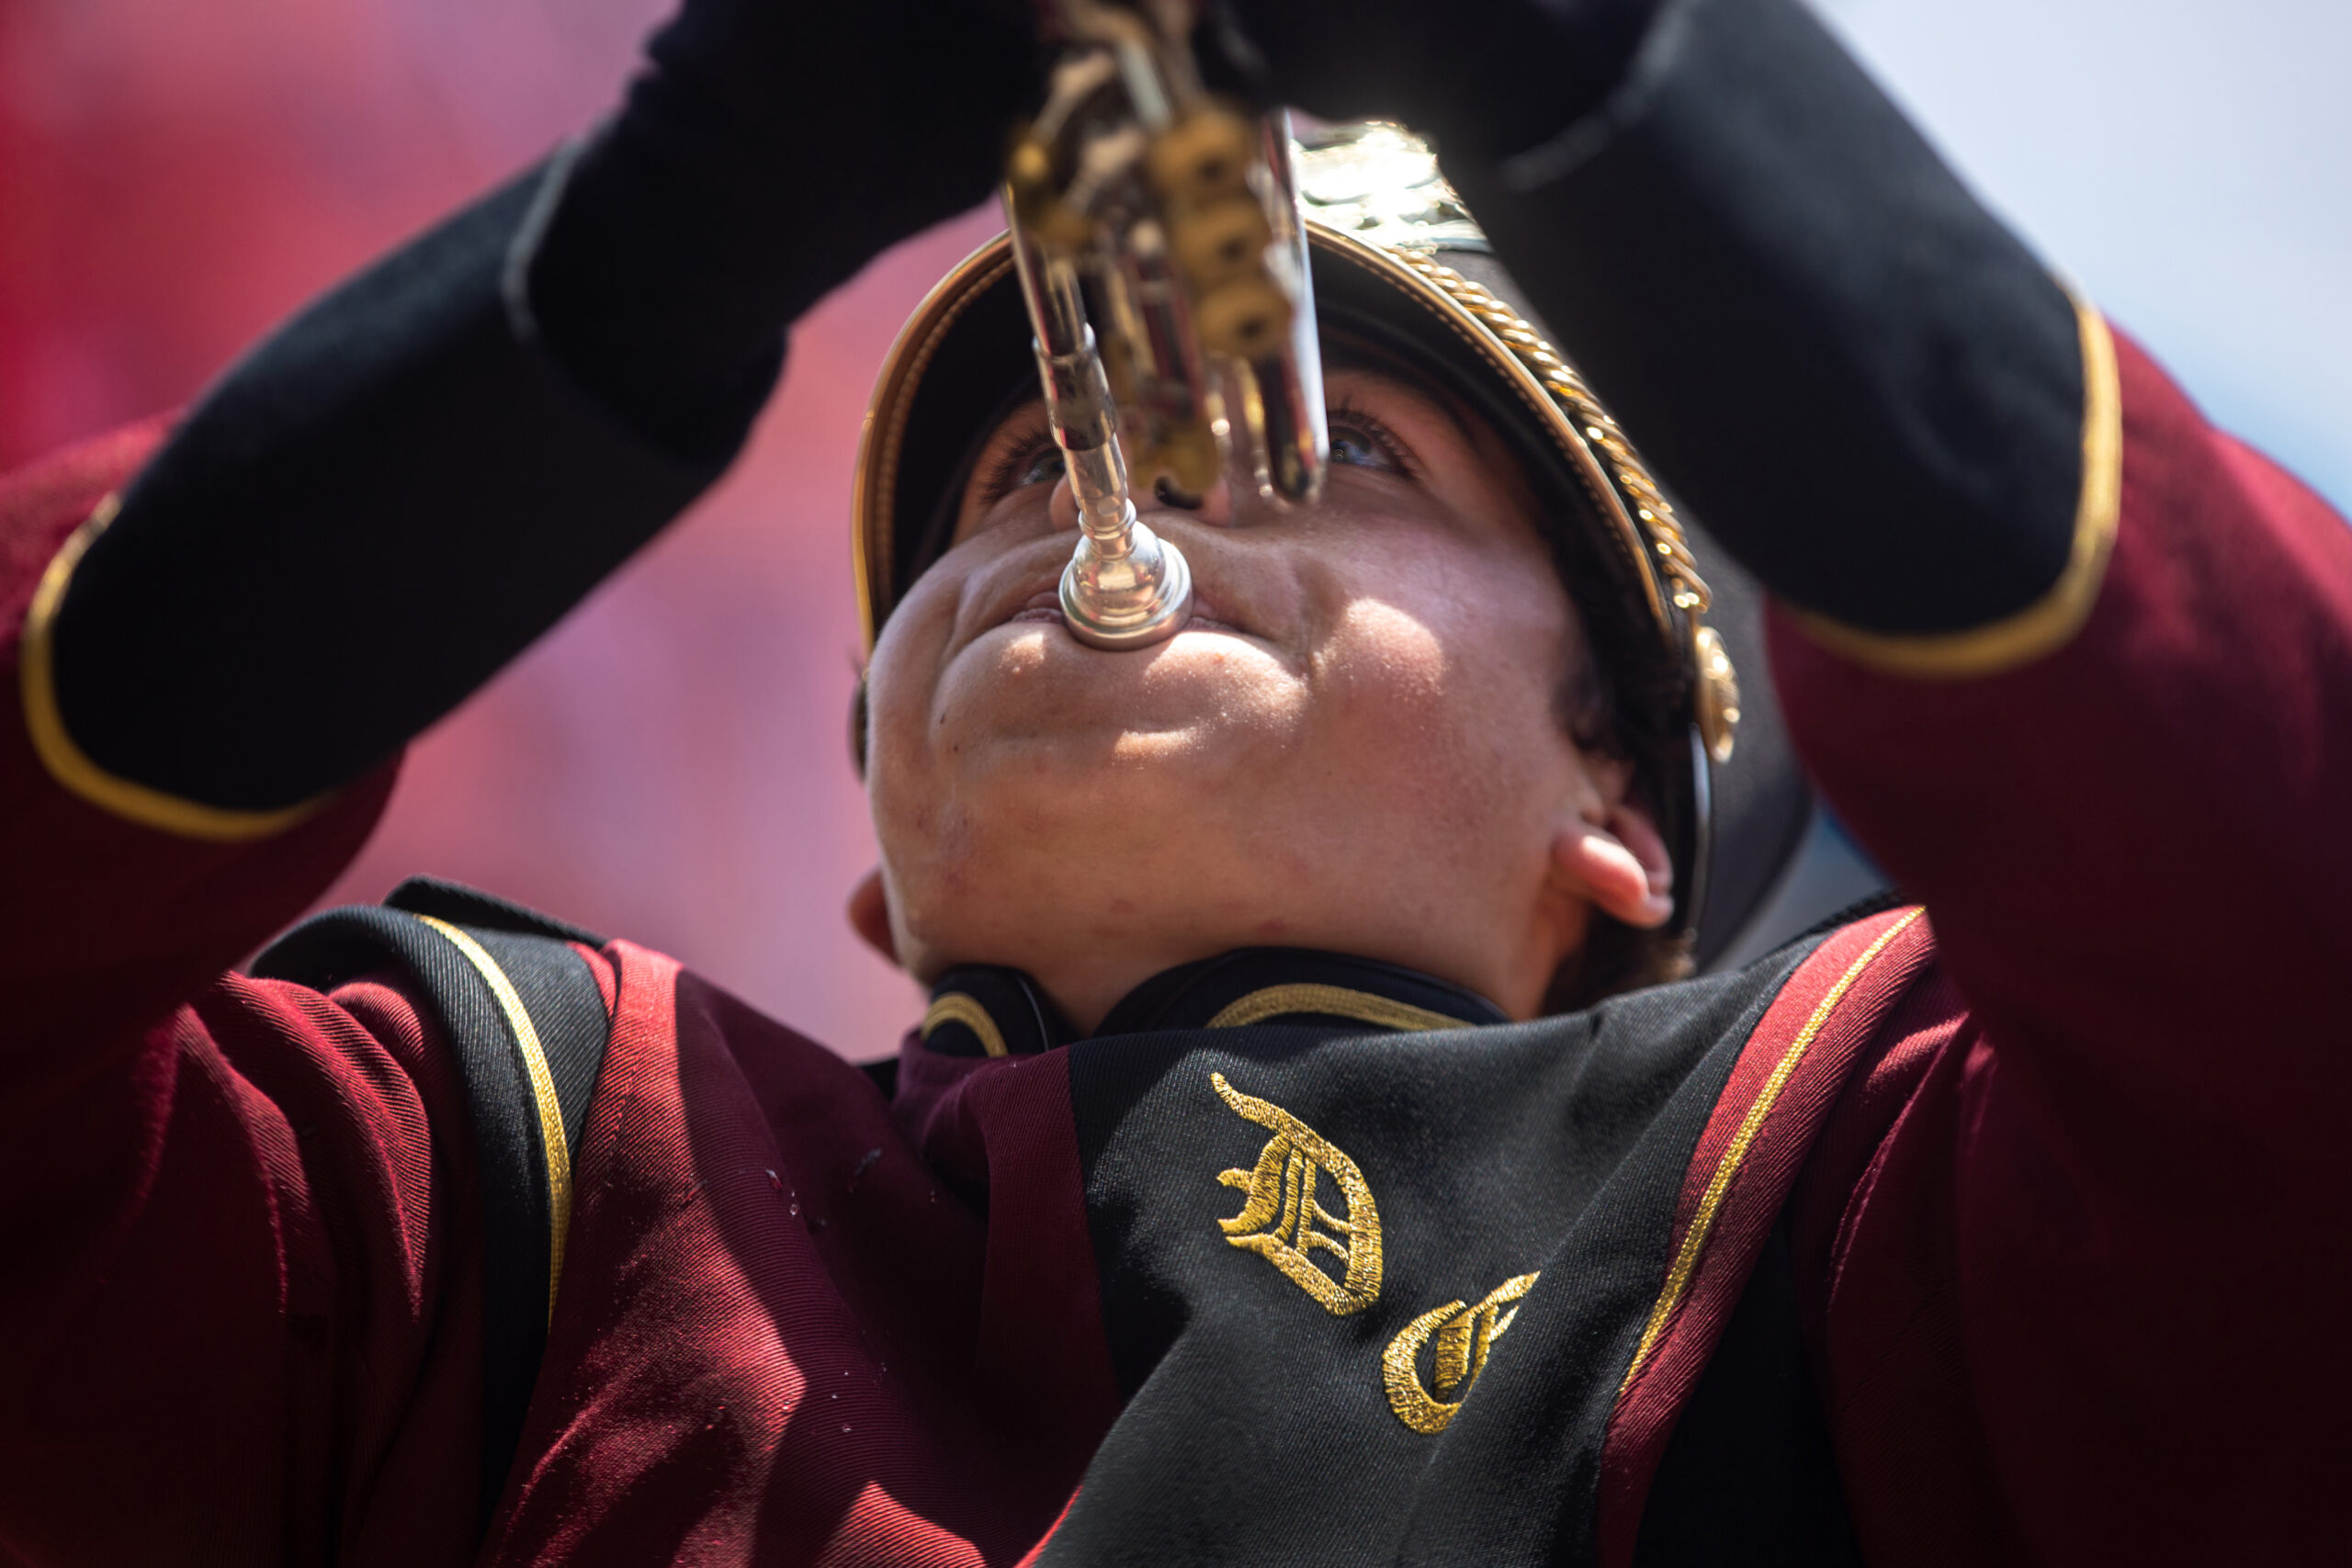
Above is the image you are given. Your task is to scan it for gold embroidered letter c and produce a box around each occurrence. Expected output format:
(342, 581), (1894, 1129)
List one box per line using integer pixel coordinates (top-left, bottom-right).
(1384, 1272), (1540, 1434)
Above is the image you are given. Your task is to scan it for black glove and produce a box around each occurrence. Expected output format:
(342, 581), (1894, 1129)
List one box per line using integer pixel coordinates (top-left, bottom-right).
(1221, 0), (2086, 641)
(528, 0), (1045, 457)
(1207, 0), (1665, 166)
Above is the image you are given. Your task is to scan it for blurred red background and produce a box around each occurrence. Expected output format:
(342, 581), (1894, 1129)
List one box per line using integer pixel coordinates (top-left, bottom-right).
(0, 0), (992, 1055)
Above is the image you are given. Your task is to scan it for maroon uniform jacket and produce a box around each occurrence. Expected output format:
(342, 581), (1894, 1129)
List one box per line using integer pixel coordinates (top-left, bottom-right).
(7, 0), (2352, 1553)
(6, 305), (2351, 1566)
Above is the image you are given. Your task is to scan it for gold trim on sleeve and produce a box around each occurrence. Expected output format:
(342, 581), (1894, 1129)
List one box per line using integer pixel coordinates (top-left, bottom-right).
(1620, 908), (1924, 1393)
(1206, 983), (1463, 1032)
(416, 915), (576, 1325)
(1787, 297), (2123, 680)
(921, 991), (1011, 1057)
(17, 494), (334, 841)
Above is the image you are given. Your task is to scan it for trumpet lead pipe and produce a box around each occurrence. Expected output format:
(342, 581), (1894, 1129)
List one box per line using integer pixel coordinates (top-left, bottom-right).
(1005, 192), (1193, 648)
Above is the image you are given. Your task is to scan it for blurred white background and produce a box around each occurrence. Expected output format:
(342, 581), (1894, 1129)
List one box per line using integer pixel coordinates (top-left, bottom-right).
(1817, 0), (2352, 511)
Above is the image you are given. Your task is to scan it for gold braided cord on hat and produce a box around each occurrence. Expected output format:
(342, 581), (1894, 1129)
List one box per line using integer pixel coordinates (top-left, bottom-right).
(1288, 123), (1736, 761)
(1387, 250), (1739, 763)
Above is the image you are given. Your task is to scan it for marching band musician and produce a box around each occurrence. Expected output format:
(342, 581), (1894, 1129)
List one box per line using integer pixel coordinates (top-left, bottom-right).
(4, 0), (2347, 1562)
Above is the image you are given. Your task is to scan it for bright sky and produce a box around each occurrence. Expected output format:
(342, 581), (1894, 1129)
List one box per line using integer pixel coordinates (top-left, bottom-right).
(1816, 0), (2352, 513)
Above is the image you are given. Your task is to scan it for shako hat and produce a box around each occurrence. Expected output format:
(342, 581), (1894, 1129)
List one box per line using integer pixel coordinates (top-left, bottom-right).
(852, 122), (1823, 966)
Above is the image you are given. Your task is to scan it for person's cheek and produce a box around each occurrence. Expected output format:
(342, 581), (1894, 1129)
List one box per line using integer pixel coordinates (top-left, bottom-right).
(1302, 597), (1466, 844)
(862, 656), (926, 874)
(863, 570), (970, 849)
(1320, 598), (1452, 717)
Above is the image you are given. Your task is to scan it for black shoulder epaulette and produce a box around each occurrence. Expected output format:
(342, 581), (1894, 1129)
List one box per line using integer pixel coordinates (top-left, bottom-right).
(250, 875), (612, 1532)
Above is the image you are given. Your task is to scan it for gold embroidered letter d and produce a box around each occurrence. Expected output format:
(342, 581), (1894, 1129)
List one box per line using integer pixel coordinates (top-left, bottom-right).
(1211, 1072), (1384, 1315)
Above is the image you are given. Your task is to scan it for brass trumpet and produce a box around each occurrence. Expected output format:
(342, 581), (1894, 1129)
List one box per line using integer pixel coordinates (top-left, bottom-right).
(1004, 0), (1327, 649)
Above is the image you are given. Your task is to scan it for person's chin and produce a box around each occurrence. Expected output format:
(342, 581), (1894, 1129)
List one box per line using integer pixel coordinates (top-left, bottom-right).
(927, 696), (1304, 818)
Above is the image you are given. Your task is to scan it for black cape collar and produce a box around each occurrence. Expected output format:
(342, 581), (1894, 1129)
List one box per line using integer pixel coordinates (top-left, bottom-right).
(918, 948), (1507, 1060)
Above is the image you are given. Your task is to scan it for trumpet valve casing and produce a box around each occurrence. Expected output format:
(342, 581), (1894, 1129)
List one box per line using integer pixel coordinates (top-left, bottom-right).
(1010, 3), (1328, 649)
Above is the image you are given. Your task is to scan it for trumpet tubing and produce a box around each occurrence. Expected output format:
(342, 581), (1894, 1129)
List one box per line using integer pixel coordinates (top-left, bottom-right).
(1006, 0), (1329, 650)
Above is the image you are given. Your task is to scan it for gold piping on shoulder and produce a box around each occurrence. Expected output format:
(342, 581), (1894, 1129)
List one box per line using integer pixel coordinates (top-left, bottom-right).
(1206, 983), (1462, 1032)
(1384, 1271), (1540, 1434)
(1211, 1071), (1384, 1314)
(1787, 297), (2122, 680)
(416, 915), (576, 1325)
(1620, 908), (1924, 1393)
(18, 495), (334, 841)
(920, 991), (1011, 1058)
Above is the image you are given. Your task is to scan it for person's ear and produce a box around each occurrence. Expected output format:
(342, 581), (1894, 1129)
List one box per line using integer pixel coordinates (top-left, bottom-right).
(1548, 798), (1674, 931)
(846, 867), (900, 964)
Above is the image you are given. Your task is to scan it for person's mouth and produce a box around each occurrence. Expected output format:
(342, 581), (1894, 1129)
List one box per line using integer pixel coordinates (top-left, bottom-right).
(1003, 585), (1248, 637)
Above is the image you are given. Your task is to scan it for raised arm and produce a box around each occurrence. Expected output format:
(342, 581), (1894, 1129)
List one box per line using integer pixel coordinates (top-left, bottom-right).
(38, 0), (1038, 830)
(1404, 1), (2352, 1006)
(0, 6), (1038, 1557)
(6, 0), (1043, 1001)
(1245, 0), (2352, 1554)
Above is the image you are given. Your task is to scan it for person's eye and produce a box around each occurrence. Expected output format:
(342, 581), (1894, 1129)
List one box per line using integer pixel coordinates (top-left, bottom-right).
(1014, 444), (1067, 489)
(982, 436), (1065, 503)
(1326, 406), (1413, 475)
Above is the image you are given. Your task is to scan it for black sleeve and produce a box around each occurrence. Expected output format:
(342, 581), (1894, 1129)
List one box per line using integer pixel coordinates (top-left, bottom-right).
(49, 10), (1033, 814)
(1443, 0), (2086, 637)
(50, 160), (731, 812)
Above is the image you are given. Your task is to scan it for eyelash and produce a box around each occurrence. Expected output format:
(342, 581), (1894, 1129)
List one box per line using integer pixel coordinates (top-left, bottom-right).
(978, 427), (1058, 507)
(975, 395), (1419, 507)
(1327, 398), (1418, 479)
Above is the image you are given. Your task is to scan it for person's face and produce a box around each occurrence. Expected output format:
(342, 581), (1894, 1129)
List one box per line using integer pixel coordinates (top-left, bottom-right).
(859, 364), (1671, 1030)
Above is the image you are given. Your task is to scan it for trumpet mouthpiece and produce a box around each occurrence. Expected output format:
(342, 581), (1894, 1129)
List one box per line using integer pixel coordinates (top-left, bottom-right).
(1058, 510), (1193, 649)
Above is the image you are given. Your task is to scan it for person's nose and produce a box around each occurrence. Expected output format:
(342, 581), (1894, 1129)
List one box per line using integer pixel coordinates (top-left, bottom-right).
(1046, 467), (1238, 530)
(1150, 471), (1237, 526)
